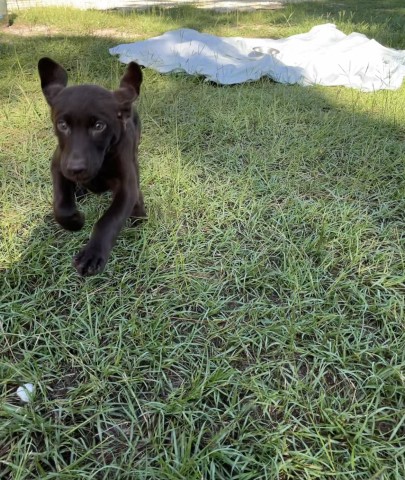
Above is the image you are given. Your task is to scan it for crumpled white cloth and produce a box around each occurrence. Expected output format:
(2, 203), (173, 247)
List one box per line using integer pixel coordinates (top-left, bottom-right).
(109, 24), (405, 91)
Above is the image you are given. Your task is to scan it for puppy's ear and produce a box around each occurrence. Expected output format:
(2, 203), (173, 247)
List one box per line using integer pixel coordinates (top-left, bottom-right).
(38, 57), (68, 106)
(113, 62), (142, 116)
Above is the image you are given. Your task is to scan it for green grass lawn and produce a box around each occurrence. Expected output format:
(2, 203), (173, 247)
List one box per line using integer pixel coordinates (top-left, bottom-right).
(1, 1), (405, 478)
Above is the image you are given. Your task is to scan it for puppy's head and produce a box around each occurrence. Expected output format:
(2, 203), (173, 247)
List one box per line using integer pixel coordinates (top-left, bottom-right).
(38, 57), (142, 183)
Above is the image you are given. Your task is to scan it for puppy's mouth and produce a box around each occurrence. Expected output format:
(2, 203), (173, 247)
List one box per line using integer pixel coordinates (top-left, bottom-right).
(61, 165), (96, 184)
(72, 173), (94, 184)
(63, 171), (92, 184)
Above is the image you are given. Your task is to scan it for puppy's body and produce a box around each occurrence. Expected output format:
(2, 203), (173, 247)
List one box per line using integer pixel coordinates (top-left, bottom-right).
(39, 58), (145, 276)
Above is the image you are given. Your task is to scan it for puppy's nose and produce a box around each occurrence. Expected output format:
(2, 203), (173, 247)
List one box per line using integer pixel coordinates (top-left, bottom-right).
(67, 159), (87, 177)
(69, 166), (86, 175)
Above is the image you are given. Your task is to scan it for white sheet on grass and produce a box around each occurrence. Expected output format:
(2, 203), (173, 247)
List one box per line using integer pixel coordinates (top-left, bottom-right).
(109, 24), (405, 91)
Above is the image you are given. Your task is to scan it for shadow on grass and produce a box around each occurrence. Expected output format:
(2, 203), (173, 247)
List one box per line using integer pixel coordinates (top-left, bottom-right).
(284, 0), (405, 47)
(100, 1), (405, 46)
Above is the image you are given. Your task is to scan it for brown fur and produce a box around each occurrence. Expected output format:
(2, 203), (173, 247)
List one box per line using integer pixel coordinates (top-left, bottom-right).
(38, 57), (145, 276)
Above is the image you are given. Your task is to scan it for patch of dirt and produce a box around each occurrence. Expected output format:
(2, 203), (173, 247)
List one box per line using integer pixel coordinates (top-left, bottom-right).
(48, 367), (82, 400)
(5, 24), (140, 38)
(195, 0), (284, 11)
(92, 28), (141, 38)
(6, 24), (59, 36)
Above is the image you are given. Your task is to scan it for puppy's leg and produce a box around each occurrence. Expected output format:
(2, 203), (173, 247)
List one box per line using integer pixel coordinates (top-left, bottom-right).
(52, 161), (84, 231)
(130, 153), (146, 219)
(130, 190), (147, 219)
(128, 191), (147, 227)
(73, 172), (137, 276)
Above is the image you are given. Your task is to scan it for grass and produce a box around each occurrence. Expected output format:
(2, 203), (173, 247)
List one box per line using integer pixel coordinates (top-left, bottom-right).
(1, 1), (405, 478)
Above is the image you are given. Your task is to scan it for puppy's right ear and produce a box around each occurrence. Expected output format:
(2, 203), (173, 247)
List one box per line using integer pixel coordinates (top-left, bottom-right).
(38, 57), (68, 106)
(113, 62), (142, 117)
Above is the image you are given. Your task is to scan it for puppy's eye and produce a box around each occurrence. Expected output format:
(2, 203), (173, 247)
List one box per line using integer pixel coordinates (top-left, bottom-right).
(57, 120), (69, 133)
(93, 121), (106, 132)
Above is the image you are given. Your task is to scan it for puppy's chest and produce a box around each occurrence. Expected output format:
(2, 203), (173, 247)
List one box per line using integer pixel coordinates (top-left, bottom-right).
(81, 163), (119, 193)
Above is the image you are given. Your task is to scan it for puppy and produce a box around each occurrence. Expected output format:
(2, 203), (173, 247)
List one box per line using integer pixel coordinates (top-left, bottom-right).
(38, 58), (145, 276)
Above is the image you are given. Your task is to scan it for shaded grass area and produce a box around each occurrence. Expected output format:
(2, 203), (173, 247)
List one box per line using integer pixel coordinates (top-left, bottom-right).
(5, 0), (405, 45)
(1, 2), (405, 479)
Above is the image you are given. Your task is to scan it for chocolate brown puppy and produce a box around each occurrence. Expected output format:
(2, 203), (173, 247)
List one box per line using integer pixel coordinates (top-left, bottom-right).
(38, 58), (145, 276)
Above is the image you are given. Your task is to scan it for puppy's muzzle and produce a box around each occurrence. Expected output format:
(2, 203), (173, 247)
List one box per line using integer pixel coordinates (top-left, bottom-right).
(65, 156), (90, 182)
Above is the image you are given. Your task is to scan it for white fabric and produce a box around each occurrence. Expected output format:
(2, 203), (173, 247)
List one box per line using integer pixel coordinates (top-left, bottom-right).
(109, 24), (405, 91)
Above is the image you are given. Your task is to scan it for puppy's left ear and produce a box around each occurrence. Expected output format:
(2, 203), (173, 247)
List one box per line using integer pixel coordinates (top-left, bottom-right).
(114, 62), (143, 116)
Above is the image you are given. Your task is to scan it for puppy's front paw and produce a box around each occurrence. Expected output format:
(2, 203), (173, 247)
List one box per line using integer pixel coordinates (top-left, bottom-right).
(73, 245), (107, 276)
(55, 210), (85, 231)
